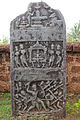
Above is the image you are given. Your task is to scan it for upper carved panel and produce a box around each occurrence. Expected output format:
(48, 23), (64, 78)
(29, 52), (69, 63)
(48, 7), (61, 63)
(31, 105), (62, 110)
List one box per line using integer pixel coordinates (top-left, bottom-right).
(10, 2), (64, 31)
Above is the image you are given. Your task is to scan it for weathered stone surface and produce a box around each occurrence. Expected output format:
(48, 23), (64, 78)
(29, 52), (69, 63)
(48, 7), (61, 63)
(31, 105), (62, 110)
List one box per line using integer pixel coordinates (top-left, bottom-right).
(10, 2), (66, 118)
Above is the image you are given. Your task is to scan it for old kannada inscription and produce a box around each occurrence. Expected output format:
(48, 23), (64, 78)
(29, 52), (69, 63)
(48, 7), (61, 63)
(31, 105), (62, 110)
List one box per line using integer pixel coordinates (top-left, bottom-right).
(10, 2), (66, 118)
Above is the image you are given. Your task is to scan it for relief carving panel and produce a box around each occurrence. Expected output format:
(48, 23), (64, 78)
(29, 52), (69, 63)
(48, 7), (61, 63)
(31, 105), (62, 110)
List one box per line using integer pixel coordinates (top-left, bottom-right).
(10, 2), (66, 118)
(13, 41), (63, 69)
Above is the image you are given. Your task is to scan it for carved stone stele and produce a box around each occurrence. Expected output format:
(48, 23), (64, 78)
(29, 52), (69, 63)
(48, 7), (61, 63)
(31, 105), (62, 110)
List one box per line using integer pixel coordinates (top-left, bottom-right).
(10, 2), (66, 119)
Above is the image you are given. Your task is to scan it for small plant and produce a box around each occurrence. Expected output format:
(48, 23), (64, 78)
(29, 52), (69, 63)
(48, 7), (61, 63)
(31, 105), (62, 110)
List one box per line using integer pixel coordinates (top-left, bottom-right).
(67, 21), (80, 42)
(66, 98), (80, 118)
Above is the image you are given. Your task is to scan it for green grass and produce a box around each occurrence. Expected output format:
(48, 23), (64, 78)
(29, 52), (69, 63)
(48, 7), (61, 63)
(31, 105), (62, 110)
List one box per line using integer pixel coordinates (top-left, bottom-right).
(66, 94), (80, 120)
(66, 100), (80, 115)
(0, 93), (80, 120)
(66, 99), (80, 119)
(0, 93), (14, 120)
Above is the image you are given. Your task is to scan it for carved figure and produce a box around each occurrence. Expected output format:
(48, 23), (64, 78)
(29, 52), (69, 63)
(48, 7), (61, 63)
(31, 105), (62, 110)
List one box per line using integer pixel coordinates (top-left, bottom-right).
(49, 54), (55, 67)
(36, 9), (40, 17)
(20, 16), (28, 27)
(57, 44), (61, 50)
(45, 92), (57, 111)
(14, 46), (20, 68)
(26, 82), (47, 112)
(49, 13), (57, 26)
(27, 7), (34, 26)
(49, 51), (55, 67)
(14, 94), (22, 110)
(15, 17), (21, 28)
(28, 41), (47, 68)
(19, 44), (28, 67)
(56, 51), (61, 67)
(39, 80), (60, 110)
(58, 71), (63, 84)
(15, 82), (22, 92)
(38, 81), (45, 98)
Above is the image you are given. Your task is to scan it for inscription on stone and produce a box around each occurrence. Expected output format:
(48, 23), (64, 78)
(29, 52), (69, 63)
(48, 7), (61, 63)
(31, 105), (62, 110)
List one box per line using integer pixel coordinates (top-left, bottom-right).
(10, 2), (66, 118)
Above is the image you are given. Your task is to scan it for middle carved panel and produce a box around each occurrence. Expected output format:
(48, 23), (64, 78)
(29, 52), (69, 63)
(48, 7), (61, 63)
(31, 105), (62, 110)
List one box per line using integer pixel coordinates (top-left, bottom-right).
(13, 41), (63, 69)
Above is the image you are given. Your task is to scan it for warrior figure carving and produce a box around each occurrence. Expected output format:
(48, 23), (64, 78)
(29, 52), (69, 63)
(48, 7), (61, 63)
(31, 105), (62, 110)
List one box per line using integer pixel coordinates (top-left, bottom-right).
(26, 82), (47, 112)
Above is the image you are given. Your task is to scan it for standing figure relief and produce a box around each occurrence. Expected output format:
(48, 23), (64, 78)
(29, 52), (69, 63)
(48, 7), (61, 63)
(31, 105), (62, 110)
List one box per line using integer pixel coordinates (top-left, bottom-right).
(56, 51), (62, 67)
(48, 44), (55, 67)
(14, 44), (29, 68)
(19, 44), (28, 68)
(27, 7), (34, 27)
(14, 46), (20, 68)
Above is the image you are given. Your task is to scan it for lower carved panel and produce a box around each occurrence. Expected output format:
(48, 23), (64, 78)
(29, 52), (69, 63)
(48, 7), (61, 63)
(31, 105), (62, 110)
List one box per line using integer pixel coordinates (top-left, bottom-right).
(13, 78), (64, 115)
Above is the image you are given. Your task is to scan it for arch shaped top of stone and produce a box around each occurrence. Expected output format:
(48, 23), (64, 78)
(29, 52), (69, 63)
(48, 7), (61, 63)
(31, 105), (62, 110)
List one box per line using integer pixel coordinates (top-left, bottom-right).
(10, 2), (66, 31)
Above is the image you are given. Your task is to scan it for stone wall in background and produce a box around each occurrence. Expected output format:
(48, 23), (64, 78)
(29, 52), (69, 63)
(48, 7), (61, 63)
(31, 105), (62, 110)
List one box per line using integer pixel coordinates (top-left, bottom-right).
(0, 43), (80, 94)
(66, 42), (80, 94)
(0, 44), (10, 92)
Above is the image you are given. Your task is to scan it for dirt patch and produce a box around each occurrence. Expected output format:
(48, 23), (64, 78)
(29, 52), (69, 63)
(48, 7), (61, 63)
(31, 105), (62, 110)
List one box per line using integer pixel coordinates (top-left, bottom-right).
(0, 97), (5, 100)
(67, 93), (80, 102)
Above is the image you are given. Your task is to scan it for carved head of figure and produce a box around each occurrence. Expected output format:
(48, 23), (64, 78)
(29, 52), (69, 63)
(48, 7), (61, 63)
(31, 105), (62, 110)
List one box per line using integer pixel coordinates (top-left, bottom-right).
(21, 90), (25, 96)
(56, 44), (61, 50)
(15, 46), (18, 51)
(19, 82), (21, 87)
(32, 84), (37, 91)
(51, 43), (54, 50)
(28, 7), (32, 13)
(22, 16), (25, 20)
(19, 44), (24, 50)
(56, 51), (60, 55)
